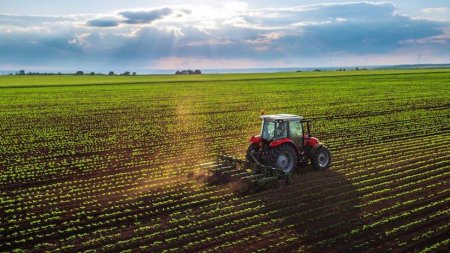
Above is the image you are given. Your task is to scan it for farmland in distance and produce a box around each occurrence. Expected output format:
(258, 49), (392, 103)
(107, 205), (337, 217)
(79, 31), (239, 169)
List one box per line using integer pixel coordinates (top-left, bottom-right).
(1, 69), (449, 252)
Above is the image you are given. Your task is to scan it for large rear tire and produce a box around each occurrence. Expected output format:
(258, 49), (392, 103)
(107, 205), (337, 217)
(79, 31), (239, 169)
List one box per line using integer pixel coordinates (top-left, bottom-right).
(311, 145), (331, 170)
(246, 143), (260, 162)
(269, 144), (297, 174)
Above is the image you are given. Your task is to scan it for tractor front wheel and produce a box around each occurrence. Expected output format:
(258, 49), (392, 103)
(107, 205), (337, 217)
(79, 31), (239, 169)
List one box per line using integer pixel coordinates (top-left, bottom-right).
(269, 144), (297, 174)
(311, 145), (331, 170)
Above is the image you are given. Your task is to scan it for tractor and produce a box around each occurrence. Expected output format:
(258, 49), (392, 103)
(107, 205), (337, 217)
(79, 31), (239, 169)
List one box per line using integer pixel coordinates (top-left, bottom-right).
(203, 114), (331, 193)
(246, 114), (331, 173)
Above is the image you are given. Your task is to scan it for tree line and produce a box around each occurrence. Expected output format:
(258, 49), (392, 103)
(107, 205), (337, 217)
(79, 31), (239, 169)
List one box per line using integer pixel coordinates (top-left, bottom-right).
(13, 70), (137, 76)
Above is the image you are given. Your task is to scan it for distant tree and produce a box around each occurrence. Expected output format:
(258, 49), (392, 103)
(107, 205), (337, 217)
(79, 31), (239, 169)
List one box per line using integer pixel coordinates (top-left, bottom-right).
(109, 71), (115, 75)
(175, 71), (181, 75)
(355, 67), (359, 70)
(194, 69), (202, 74)
(121, 71), (130, 76)
(132, 72), (136, 76)
(314, 69), (321, 72)
(76, 71), (84, 75)
(18, 70), (25, 75)
(90, 72), (95, 75)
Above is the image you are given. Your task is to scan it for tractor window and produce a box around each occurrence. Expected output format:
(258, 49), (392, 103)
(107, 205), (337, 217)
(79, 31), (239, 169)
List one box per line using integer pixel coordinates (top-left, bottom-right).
(289, 121), (303, 137)
(262, 121), (275, 139)
(274, 121), (288, 139)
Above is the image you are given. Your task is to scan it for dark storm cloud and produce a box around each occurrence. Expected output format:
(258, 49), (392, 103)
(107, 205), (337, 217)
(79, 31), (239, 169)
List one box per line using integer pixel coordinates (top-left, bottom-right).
(119, 8), (173, 24)
(85, 7), (180, 27)
(86, 17), (120, 27)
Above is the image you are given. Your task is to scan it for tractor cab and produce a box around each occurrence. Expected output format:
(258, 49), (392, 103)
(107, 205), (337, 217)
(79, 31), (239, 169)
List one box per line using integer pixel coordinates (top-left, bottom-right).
(259, 114), (315, 149)
(261, 114), (306, 145)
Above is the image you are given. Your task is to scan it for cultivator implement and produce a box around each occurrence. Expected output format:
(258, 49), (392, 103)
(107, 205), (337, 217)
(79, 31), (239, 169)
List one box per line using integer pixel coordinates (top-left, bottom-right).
(204, 154), (292, 193)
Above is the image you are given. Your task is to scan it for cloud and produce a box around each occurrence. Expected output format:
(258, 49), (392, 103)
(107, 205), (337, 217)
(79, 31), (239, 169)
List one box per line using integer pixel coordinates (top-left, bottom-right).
(119, 8), (173, 24)
(86, 17), (120, 27)
(421, 7), (448, 14)
(0, 2), (449, 70)
(401, 28), (450, 45)
(85, 7), (190, 27)
(0, 29), (83, 66)
(0, 13), (76, 29)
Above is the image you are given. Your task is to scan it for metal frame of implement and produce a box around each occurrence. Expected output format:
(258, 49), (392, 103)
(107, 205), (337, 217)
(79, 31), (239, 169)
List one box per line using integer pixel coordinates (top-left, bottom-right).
(215, 154), (293, 187)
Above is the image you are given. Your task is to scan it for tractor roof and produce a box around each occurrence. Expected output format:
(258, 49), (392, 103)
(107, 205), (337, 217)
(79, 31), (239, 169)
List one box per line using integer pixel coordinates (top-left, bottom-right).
(261, 114), (303, 122)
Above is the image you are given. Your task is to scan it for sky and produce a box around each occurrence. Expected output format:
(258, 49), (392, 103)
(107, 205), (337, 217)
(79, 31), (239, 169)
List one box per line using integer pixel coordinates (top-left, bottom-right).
(0, 0), (449, 72)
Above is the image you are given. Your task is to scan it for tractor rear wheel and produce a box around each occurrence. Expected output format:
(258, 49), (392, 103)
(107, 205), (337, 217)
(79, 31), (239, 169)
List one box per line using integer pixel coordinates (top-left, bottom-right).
(246, 143), (260, 162)
(269, 144), (297, 174)
(311, 145), (331, 170)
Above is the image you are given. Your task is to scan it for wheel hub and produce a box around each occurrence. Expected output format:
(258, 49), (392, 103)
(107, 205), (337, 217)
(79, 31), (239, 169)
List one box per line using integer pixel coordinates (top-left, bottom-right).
(276, 153), (293, 173)
(318, 151), (329, 168)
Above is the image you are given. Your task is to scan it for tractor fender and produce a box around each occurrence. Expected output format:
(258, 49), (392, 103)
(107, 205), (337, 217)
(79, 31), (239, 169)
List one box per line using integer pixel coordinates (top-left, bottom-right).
(304, 136), (320, 147)
(249, 135), (262, 144)
(269, 138), (298, 152)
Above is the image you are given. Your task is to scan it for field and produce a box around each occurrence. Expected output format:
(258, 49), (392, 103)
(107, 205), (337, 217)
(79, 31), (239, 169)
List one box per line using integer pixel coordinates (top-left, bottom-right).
(1, 69), (449, 252)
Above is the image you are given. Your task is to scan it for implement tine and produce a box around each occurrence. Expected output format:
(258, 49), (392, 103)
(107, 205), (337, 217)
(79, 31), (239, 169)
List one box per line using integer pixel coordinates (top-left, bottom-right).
(213, 153), (288, 193)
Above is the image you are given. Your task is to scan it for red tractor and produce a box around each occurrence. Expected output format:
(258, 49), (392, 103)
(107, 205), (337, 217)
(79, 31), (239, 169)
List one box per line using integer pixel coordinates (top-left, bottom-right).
(245, 114), (331, 173)
(206, 114), (331, 192)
